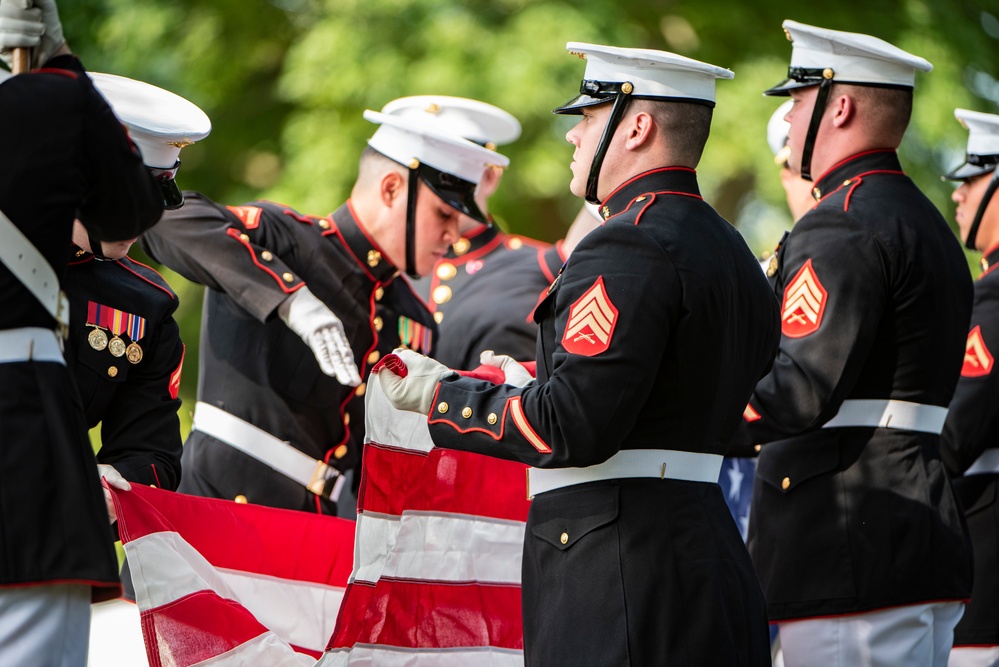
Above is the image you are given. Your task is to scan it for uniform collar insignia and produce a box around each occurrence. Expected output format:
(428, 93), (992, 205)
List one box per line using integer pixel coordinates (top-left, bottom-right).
(812, 149), (902, 196)
(332, 204), (400, 284)
(599, 167), (700, 218)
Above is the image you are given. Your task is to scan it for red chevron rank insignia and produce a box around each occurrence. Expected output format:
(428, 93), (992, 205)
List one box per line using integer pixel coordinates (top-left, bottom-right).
(962, 325), (994, 378)
(781, 259), (827, 338)
(226, 205), (263, 229)
(562, 277), (618, 356)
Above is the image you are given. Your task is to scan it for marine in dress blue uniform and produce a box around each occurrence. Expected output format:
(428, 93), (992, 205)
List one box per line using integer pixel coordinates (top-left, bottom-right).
(733, 21), (974, 667)
(940, 109), (999, 666)
(142, 111), (507, 513)
(0, 2), (164, 660)
(377, 43), (780, 666)
(382, 96), (553, 366)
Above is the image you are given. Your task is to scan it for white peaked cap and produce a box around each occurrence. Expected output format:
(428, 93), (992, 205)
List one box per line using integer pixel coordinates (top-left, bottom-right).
(944, 108), (999, 181)
(380, 95), (521, 148)
(89, 72), (211, 168)
(554, 42), (733, 111)
(767, 99), (794, 164)
(766, 20), (932, 94)
(364, 110), (509, 183)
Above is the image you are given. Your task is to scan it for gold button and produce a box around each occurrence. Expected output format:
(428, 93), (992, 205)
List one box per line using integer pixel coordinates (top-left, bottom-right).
(635, 195), (647, 202)
(355, 382), (366, 397)
(239, 233), (250, 242)
(601, 206), (610, 220)
(452, 238), (471, 255)
(781, 477), (790, 490)
(367, 350), (380, 364)
(434, 311), (444, 324)
(461, 407), (472, 419)
(508, 237), (523, 250)
(343, 412), (351, 426)
(367, 249), (381, 267)
(843, 180), (851, 186)
(432, 285), (452, 305)
(234, 495), (248, 504)
(283, 272), (294, 283)
(436, 263), (457, 281)
(374, 287), (385, 301)
(107, 366), (118, 378)
(822, 67), (834, 79)
(754, 444), (762, 453)
(319, 219), (330, 230)
(373, 316), (383, 331)
(560, 532), (568, 545)
(811, 187), (822, 200)
(334, 444), (348, 459)
(487, 413), (498, 425)
(621, 81), (634, 94)
(437, 402), (449, 414)
(261, 250), (273, 261)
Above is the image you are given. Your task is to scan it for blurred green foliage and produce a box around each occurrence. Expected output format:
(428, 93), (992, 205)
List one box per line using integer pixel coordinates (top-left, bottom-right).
(58, 0), (998, 435)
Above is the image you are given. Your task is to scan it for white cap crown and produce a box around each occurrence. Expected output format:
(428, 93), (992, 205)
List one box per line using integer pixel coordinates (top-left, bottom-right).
(380, 95), (520, 148)
(766, 20), (932, 94)
(944, 109), (999, 180)
(554, 42), (733, 113)
(89, 73), (211, 169)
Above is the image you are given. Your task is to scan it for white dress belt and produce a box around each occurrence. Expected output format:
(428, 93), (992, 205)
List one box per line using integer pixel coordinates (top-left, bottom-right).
(191, 402), (345, 502)
(965, 448), (999, 476)
(0, 209), (69, 336)
(528, 449), (723, 498)
(0, 327), (65, 364)
(821, 399), (948, 434)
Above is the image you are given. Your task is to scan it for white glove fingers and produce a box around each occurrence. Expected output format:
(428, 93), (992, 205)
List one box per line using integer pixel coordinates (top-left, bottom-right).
(331, 328), (361, 387)
(98, 463), (131, 491)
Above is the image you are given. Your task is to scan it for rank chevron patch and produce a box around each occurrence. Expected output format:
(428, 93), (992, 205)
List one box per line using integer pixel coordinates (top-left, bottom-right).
(781, 258), (827, 338)
(962, 325), (994, 378)
(226, 205), (263, 229)
(562, 276), (618, 356)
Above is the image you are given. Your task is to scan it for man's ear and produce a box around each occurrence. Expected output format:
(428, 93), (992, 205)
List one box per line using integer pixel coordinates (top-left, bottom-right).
(829, 93), (855, 129)
(380, 170), (405, 207)
(623, 110), (655, 151)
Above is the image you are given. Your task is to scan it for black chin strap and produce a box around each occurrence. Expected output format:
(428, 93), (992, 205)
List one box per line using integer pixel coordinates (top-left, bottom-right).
(585, 89), (633, 205)
(405, 162), (420, 279)
(966, 170), (999, 251)
(799, 76), (834, 182)
(86, 228), (109, 261)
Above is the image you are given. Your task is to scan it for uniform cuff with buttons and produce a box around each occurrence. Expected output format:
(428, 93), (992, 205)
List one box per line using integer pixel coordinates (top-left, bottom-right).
(373, 348), (457, 416)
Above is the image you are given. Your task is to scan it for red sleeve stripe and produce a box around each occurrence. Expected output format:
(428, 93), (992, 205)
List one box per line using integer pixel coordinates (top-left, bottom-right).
(224, 228), (301, 294)
(509, 397), (551, 454)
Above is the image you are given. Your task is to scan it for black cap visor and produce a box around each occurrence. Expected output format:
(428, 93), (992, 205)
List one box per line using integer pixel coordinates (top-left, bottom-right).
(418, 163), (487, 224)
(943, 155), (998, 182)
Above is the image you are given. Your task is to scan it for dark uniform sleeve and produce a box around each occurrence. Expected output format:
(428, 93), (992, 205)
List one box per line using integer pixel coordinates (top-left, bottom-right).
(428, 223), (675, 467)
(141, 193), (338, 322)
(95, 286), (185, 490)
(61, 55), (164, 241)
(735, 210), (889, 445)
(940, 286), (999, 476)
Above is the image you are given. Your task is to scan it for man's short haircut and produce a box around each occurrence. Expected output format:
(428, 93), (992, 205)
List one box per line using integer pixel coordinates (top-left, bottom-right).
(357, 145), (406, 189)
(836, 83), (913, 147)
(633, 99), (713, 168)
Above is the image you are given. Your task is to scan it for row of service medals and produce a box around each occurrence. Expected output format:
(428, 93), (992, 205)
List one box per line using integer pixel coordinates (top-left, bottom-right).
(88, 327), (143, 364)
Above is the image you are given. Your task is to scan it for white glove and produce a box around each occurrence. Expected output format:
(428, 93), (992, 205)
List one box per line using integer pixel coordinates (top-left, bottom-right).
(479, 350), (534, 388)
(0, 0), (64, 70)
(97, 463), (131, 525)
(278, 286), (361, 387)
(374, 348), (456, 415)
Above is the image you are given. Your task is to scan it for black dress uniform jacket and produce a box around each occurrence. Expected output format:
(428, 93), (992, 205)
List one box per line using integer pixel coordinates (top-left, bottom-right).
(941, 245), (999, 647)
(427, 168), (780, 666)
(142, 194), (436, 512)
(736, 149), (974, 622)
(64, 251), (184, 490)
(432, 242), (565, 369)
(0, 56), (163, 597)
(410, 223), (549, 367)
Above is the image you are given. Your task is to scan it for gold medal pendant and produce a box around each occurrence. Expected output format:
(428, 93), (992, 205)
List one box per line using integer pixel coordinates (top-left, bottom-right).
(88, 328), (108, 351)
(108, 336), (126, 358)
(125, 342), (143, 364)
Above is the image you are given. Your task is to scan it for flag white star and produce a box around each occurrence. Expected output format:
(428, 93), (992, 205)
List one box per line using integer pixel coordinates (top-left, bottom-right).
(726, 461), (745, 502)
